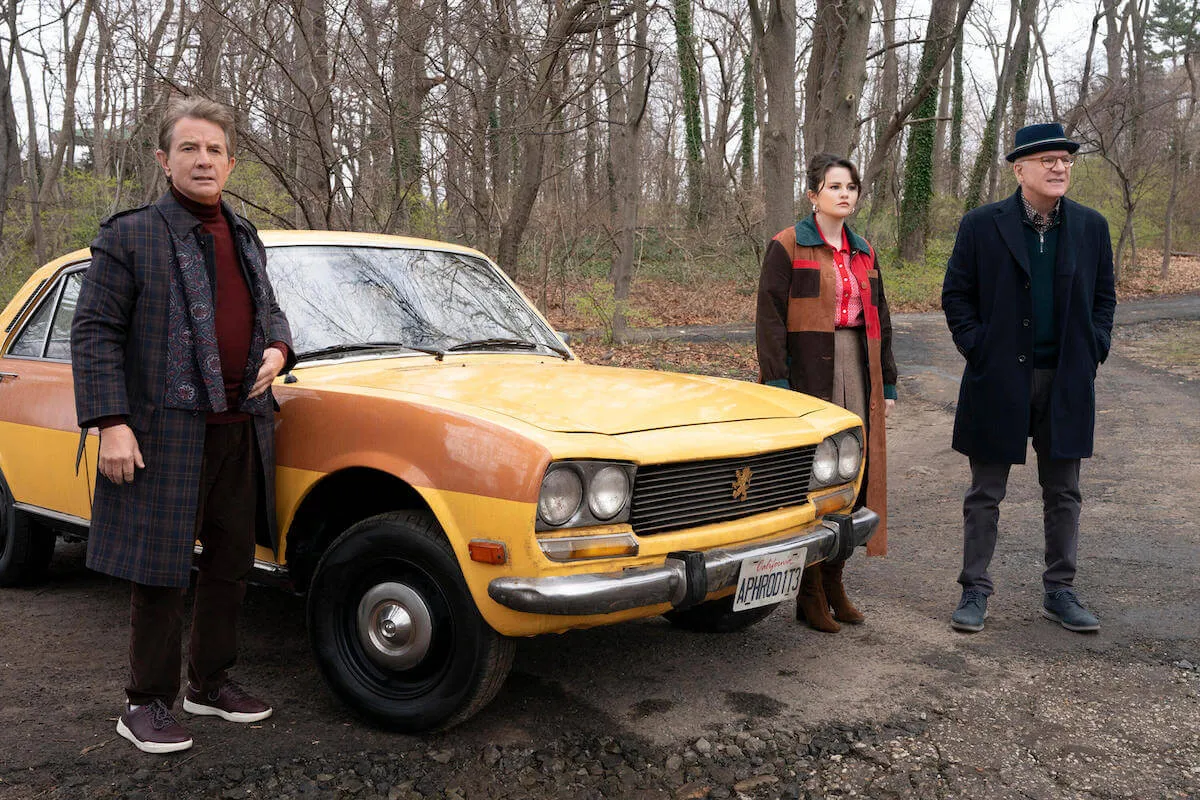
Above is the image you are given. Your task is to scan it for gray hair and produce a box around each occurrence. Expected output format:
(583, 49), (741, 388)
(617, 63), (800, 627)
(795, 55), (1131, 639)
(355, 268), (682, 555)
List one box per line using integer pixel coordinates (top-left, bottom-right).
(158, 96), (237, 155)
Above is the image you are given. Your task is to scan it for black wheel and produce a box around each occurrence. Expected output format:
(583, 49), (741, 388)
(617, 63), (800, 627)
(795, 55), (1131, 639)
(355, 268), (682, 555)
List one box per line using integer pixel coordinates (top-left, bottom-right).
(306, 511), (515, 732)
(663, 595), (780, 633)
(0, 476), (55, 587)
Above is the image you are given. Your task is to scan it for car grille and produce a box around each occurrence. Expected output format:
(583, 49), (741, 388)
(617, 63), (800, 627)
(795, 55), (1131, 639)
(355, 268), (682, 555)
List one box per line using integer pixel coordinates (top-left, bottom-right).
(629, 446), (817, 536)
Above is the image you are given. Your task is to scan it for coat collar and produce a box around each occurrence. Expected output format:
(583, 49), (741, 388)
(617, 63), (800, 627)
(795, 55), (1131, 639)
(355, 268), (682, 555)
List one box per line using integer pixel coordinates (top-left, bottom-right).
(994, 191), (1031, 275)
(994, 190), (1082, 278)
(794, 214), (871, 254)
(153, 190), (253, 240)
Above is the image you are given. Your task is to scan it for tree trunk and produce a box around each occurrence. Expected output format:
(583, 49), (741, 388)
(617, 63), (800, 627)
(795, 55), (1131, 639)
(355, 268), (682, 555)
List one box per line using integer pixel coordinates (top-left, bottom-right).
(739, 52), (756, 187)
(964, 0), (1038, 211)
(38, 0), (96, 205)
(8, 0), (45, 262)
(750, 0), (797, 239)
(138, 0), (180, 203)
(804, 0), (873, 159)
(932, 58), (952, 192)
(1161, 54), (1196, 280)
(948, 28), (965, 195)
(860, 0), (974, 199)
(603, 0), (649, 342)
(197, 0), (224, 98)
(292, 0), (338, 229)
(1101, 0), (1127, 85)
(496, 1), (633, 272)
(91, 8), (109, 177)
(897, 0), (959, 262)
(1010, 3), (1035, 132)
(674, 0), (705, 225)
(866, 0), (899, 228)
(0, 37), (22, 244)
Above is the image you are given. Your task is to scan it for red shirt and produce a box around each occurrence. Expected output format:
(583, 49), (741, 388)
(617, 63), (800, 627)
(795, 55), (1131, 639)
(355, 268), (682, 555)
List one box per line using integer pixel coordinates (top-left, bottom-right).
(816, 225), (864, 328)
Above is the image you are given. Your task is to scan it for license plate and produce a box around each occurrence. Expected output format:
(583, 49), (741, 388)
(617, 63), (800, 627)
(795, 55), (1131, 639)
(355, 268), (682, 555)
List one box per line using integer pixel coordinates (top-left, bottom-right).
(731, 547), (807, 612)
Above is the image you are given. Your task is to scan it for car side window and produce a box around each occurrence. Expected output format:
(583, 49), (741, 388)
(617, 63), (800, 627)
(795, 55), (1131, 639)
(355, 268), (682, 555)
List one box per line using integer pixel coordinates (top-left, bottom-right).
(45, 272), (83, 361)
(7, 287), (57, 357)
(7, 269), (84, 360)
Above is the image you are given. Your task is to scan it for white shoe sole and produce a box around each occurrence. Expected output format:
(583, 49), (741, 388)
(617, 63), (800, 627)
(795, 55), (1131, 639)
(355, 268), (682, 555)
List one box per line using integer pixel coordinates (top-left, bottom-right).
(116, 718), (193, 754)
(1041, 607), (1099, 632)
(183, 697), (273, 723)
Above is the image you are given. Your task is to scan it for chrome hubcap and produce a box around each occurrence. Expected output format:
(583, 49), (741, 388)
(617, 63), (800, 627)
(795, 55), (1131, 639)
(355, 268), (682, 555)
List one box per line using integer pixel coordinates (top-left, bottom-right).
(356, 582), (433, 670)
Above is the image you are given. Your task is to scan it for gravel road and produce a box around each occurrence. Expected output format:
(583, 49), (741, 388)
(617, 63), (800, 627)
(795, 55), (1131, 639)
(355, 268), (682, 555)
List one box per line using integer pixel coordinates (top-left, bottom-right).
(1, 298), (1197, 800)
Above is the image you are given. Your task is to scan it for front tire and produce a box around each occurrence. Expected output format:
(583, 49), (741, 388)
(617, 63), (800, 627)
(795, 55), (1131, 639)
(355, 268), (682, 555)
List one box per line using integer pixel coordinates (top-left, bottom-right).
(306, 511), (515, 732)
(0, 477), (55, 587)
(663, 595), (779, 633)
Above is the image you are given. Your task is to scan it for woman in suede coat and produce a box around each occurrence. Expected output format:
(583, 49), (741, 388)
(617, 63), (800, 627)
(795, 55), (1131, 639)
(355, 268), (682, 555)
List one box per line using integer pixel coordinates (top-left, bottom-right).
(756, 153), (897, 632)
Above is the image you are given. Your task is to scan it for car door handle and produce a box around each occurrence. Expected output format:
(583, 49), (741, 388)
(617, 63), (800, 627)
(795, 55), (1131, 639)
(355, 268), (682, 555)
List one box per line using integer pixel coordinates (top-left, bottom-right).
(0, 371), (18, 382)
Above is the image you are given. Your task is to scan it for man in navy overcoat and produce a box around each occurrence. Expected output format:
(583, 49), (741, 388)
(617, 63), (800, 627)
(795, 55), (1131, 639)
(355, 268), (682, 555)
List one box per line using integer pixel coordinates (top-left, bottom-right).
(942, 123), (1116, 634)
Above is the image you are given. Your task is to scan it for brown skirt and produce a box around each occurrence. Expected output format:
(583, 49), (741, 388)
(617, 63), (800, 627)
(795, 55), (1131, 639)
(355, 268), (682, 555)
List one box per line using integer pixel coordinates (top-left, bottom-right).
(832, 327), (869, 437)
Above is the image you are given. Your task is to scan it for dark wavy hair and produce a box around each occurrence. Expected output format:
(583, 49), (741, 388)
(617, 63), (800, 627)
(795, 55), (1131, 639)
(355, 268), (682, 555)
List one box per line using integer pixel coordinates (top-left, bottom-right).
(806, 153), (862, 194)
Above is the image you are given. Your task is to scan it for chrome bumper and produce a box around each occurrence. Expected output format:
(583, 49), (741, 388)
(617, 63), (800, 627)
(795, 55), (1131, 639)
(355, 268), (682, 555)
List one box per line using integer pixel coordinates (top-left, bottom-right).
(487, 507), (879, 616)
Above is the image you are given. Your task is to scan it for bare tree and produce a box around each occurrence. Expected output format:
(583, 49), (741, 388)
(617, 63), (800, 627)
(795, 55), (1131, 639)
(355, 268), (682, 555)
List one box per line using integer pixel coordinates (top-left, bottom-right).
(804, 0), (873, 158)
(495, 1), (633, 271)
(748, 0), (796, 238)
(0, 21), (22, 245)
(963, 0), (1039, 211)
(602, 0), (651, 341)
(1159, 55), (1197, 278)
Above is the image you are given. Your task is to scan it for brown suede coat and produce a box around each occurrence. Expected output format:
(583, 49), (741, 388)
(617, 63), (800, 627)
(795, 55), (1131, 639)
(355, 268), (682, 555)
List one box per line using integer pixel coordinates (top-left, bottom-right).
(756, 215), (897, 555)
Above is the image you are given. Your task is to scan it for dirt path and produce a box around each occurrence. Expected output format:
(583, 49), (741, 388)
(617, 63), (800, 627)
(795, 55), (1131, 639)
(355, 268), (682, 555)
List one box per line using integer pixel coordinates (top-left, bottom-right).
(0, 300), (1197, 799)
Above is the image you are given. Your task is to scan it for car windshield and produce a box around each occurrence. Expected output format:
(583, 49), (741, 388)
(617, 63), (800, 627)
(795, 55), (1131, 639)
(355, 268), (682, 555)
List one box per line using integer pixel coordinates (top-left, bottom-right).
(267, 245), (567, 360)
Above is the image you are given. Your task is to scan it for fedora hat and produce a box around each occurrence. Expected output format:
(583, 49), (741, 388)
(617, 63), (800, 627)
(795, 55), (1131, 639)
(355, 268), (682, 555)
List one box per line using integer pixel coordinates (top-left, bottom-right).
(1005, 122), (1080, 162)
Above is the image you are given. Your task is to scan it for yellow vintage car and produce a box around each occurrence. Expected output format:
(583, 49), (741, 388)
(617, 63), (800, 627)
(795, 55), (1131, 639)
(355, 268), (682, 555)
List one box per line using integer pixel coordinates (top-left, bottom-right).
(0, 231), (876, 731)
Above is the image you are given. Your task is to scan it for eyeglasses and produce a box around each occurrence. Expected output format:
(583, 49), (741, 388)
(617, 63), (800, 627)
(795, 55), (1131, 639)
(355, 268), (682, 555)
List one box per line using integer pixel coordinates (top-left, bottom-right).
(1022, 155), (1076, 169)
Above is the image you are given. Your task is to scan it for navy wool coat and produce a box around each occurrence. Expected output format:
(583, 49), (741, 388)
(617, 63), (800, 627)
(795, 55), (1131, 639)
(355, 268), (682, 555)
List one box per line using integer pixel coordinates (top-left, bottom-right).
(942, 191), (1116, 464)
(71, 193), (295, 587)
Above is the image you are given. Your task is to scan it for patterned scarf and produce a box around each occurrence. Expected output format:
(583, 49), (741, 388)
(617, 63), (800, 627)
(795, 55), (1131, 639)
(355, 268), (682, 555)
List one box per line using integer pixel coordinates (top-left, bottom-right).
(159, 209), (272, 416)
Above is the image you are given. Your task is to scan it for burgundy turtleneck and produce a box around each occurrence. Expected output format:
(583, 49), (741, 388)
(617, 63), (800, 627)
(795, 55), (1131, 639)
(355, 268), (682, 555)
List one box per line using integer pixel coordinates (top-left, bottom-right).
(96, 190), (289, 431)
(171, 185), (254, 423)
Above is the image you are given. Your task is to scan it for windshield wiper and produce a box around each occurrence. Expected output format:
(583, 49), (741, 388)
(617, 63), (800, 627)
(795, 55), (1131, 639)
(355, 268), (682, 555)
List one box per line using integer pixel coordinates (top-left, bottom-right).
(446, 337), (570, 360)
(296, 341), (444, 362)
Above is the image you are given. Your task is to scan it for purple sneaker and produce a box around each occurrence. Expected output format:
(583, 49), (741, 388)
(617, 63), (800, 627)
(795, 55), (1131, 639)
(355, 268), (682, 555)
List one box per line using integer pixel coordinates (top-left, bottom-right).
(184, 680), (273, 723)
(116, 700), (193, 754)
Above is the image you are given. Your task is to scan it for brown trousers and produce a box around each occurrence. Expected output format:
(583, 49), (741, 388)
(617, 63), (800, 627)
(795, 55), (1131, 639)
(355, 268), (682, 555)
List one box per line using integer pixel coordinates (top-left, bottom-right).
(127, 421), (258, 706)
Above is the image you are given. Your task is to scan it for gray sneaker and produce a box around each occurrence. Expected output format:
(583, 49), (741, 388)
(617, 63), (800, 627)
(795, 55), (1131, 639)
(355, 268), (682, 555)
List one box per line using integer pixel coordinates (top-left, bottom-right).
(951, 588), (988, 632)
(1042, 588), (1099, 632)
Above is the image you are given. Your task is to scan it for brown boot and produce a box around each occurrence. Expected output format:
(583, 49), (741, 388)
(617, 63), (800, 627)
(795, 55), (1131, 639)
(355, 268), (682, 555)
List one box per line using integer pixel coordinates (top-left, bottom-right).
(795, 563), (840, 632)
(822, 559), (865, 624)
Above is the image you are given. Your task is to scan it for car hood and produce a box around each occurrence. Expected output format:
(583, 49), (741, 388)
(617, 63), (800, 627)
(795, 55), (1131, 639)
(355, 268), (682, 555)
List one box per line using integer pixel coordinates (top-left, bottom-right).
(319, 358), (827, 435)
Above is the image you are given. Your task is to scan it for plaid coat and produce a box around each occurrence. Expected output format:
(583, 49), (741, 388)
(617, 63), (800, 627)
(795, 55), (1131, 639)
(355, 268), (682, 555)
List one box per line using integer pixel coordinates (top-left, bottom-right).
(757, 216), (897, 555)
(71, 192), (295, 587)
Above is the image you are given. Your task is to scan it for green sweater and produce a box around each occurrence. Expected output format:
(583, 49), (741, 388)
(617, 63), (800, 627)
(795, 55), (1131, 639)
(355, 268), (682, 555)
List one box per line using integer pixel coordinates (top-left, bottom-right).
(1022, 223), (1059, 368)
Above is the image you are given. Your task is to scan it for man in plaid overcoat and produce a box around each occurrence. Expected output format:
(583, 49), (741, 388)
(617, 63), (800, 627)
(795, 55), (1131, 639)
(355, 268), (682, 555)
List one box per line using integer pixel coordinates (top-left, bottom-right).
(71, 96), (295, 754)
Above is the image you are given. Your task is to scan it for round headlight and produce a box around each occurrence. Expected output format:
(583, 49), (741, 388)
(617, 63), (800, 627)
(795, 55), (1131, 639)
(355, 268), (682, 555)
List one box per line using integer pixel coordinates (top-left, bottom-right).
(588, 466), (630, 520)
(812, 438), (838, 486)
(837, 432), (862, 480)
(538, 468), (583, 526)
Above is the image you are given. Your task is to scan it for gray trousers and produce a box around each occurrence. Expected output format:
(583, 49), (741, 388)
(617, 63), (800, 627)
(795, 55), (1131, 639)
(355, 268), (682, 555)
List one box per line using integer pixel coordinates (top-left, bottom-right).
(959, 369), (1082, 595)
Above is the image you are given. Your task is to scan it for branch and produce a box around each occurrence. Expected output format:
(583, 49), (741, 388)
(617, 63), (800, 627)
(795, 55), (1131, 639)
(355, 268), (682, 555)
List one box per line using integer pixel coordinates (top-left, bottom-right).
(866, 36), (924, 61)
